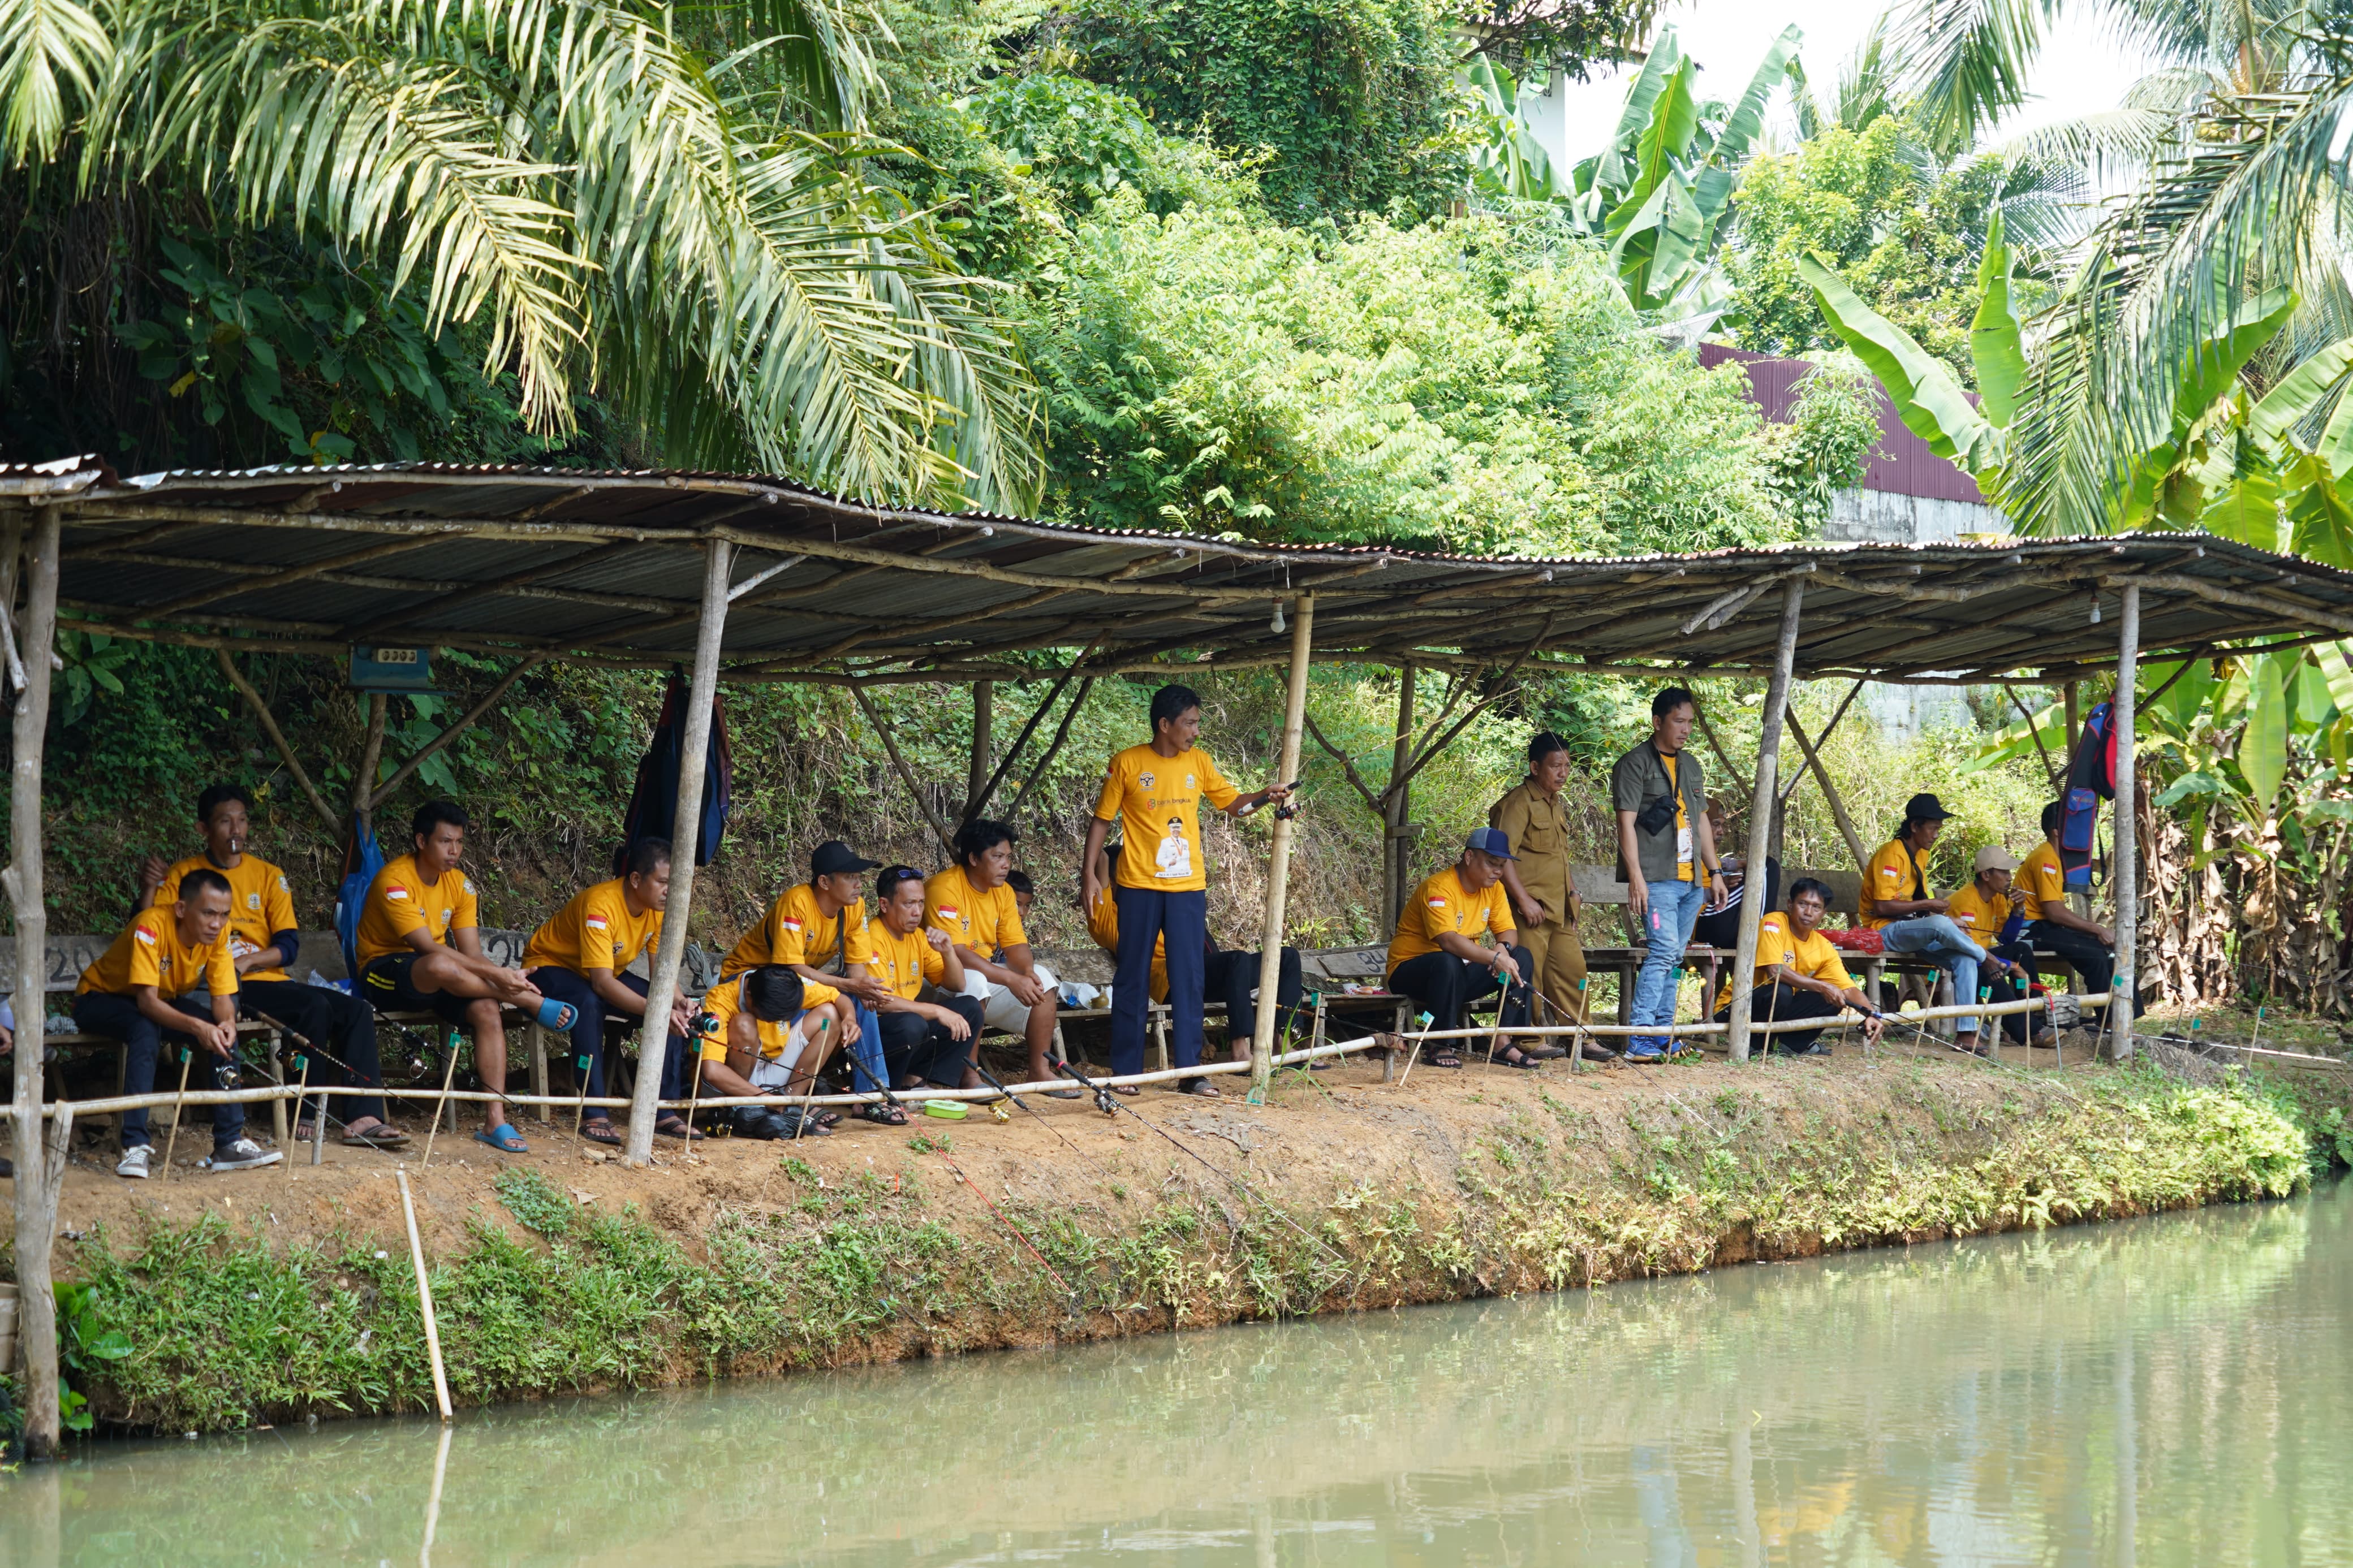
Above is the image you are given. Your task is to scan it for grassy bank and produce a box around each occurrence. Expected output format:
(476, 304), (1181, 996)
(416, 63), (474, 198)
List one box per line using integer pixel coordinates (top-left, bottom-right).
(19, 1055), (2351, 1439)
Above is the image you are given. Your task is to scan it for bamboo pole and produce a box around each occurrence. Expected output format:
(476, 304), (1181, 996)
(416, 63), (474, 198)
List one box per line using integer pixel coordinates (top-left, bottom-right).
(1250, 594), (1315, 1100)
(2109, 586), (2140, 1062)
(1385, 663), (1415, 932)
(1726, 582), (1805, 1064)
(1785, 711), (1872, 874)
(624, 541), (733, 1165)
(5, 511), (59, 1458)
(352, 693), (387, 841)
(397, 1169), (455, 1422)
(964, 680), (993, 821)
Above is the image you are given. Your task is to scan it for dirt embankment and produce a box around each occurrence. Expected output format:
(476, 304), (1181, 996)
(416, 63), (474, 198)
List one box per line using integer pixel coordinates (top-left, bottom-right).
(29, 1042), (2343, 1435)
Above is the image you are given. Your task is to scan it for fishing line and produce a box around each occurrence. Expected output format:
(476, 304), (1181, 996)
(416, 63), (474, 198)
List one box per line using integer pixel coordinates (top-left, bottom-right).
(930, 1142), (1086, 1314)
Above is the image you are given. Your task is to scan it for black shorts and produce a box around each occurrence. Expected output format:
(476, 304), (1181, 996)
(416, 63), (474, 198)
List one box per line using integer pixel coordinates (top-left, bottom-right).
(359, 955), (477, 1027)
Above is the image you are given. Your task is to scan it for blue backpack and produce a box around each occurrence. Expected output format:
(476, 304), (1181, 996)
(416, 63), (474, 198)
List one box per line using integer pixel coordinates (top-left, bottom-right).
(334, 815), (385, 980)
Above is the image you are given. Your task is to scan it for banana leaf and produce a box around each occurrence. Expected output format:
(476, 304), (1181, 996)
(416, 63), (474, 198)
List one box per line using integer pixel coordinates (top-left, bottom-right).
(1803, 256), (1999, 476)
(1970, 212), (2025, 426)
(2241, 650), (2291, 809)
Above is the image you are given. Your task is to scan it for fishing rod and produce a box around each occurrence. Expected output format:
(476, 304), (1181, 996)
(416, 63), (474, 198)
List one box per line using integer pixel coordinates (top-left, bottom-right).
(929, 1139), (1088, 1315)
(967, 1057), (1138, 1185)
(244, 1006), (405, 1153)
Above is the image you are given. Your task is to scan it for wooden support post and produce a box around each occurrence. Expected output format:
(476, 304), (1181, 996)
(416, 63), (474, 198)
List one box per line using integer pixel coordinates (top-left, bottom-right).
(352, 693), (387, 841)
(1786, 712), (1872, 874)
(1727, 581), (1804, 1064)
(2108, 586), (2139, 1062)
(624, 540), (732, 1165)
(1251, 594), (1314, 1100)
(966, 680), (993, 821)
(7, 511), (62, 1459)
(1384, 663), (1415, 931)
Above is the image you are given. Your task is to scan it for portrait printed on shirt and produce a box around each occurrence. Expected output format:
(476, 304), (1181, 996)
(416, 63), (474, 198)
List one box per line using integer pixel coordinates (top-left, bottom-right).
(1153, 811), (1192, 880)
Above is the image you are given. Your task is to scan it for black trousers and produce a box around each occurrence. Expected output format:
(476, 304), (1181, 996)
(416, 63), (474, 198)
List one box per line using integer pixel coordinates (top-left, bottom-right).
(875, 995), (985, 1087)
(239, 978), (386, 1124)
(2026, 921), (2115, 1001)
(1979, 939), (2039, 1043)
(1390, 947), (1532, 1035)
(72, 991), (244, 1149)
(1716, 983), (1842, 1053)
(1205, 945), (1303, 1047)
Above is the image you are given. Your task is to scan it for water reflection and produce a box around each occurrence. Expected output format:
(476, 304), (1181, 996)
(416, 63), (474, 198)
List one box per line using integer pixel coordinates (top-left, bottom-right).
(4, 1182), (2343, 1567)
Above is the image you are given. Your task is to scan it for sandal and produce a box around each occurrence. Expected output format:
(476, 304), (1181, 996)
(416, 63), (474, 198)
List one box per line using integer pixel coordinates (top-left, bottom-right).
(579, 1118), (624, 1147)
(653, 1115), (703, 1142)
(474, 1123), (529, 1155)
(1490, 1046), (1542, 1070)
(341, 1122), (411, 1148)
(859, 1102), (910, 1126)
(1178, 1079), (1223, 1097)
(1428, 1050), (1464, 1070)
(1111, 1083), (1141, 1096)
(532, 996), (580, 1032)
(1518, 1042), (1568, 1060)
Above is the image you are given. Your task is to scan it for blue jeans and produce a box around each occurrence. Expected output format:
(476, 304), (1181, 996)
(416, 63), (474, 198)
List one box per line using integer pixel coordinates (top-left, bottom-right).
(1111, 885), (1208, 1075)
(1629, 878), (1708, 1055)
(1881, 915), (1988, 1032)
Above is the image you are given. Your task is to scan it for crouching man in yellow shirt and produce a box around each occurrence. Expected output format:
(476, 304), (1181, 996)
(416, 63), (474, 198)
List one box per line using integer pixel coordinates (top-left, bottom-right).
(1710, 878), (1886, 1058)
(75, 868), (282, 1178)
(1386, 830), (1537, 1071)
(691, 965), (850, 1139)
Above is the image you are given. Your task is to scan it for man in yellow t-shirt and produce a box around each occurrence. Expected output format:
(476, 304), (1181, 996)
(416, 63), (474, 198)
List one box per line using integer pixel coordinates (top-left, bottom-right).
(928, 818), (1067, 1092)
(75, 867), (281, 1178)
(1861, 792), (1992, 1036)
(140, 783), (406, 1149)
(1386, 829), (1538, 1070)
(1708, 878), (1884, 1057)
(1080, 683), (1290, 1092)
(724, 839), (891, 1101)
(689, 966), (848, 1139)
(867, 865), (984, 1090)
(355, 800), (555, 1155)
(1946, 845), (2046, 1054)
(520, 837), (700, 1146)
(2020, 799), (2118, 1001)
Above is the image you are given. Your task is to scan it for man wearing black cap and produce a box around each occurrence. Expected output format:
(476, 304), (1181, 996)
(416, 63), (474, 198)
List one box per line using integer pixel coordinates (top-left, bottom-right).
(722, 840), (893, 1109)
(1863, 792), (1989, 1026)
(1384, 828), (1539, 1070)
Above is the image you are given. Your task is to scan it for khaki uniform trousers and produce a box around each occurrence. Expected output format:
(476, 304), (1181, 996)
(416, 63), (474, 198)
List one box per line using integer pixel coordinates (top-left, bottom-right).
(1520, 914), (1589, 1023)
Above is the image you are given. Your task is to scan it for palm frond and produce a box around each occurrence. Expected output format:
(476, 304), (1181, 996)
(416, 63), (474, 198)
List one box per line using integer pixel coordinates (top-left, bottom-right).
(1888, 0), (2057, 157)
(0, 0), (110, 163)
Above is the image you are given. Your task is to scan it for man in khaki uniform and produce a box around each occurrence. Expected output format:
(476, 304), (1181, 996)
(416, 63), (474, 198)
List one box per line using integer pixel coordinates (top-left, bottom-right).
(1490, 731), (1604, 1054)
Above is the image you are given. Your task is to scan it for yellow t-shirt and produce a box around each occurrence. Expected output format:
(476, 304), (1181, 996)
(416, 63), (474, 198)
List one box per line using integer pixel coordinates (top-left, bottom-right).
(1662, 752), (1694, 883)
(355, 853), (480, 965)
(1864, 840), (1932, 931)
(79, 906), (239, 998)
(521, 879), (662, 975)
(1946, 880), (2018, 944)
(925, 866), (1026, 957)
(1386, 867), (1514, 978)
(695, 971), (841, 1065)
(149, 853), (296, 983)
(1085, 887), (1170, 1003)
(865, 916), (946, 1001)
(1093, 742), (1240, 893)
(2017, 841), (2067, 922)
(721, 884), (872, 979)
(1714, 912), (1853, 1012)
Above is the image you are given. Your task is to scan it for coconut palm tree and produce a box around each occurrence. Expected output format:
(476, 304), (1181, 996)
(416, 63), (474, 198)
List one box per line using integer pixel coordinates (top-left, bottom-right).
(0, 0), (1040, 509)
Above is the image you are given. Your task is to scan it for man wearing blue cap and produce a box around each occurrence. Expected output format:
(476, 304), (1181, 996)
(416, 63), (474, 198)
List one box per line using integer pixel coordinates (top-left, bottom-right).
(1385, 828), (1538, 1070)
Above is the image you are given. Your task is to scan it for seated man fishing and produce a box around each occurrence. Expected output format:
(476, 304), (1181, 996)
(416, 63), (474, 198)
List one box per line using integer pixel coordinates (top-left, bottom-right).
(140, 783), (406, 1148)
(691, 964), (849, 1139)
(1710, 878), (1885, 1057)
(927, 819), (1063, 1091)
(2020, 800), (2119, 1003)
(1085, 842), (1304, 1061)
(75, 868), (281, 1178)
(723, 838), (895, 1120)
(355, 800), (566, 1156)
(1945, 845), (2050, 1055)
(1863, 793), (1990, 1018)
(1385, 829), (1537, 1070)
(519, 836), (700, 1144)
(866, 866), (986, 1091)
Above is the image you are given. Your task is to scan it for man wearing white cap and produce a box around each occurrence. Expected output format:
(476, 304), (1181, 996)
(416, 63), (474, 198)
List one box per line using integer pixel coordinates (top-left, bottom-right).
(1945, 844), (2047, 1056)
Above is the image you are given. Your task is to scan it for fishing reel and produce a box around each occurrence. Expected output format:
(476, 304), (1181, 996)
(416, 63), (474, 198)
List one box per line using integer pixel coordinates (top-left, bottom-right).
(213, 1059), (243, 1092)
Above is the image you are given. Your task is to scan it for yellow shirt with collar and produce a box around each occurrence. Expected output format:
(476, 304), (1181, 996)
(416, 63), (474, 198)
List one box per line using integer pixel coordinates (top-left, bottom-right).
(865, 915), (947, 1002)
(1714, 912), (1853, 1012)
(355, 853), (480, 965)
(521, 878), (662, 975)
(79, 906), (239, 997)
(1386, 867), (1513, 978)
(149, 853), (296, 983)
(721, 883), (872, 979)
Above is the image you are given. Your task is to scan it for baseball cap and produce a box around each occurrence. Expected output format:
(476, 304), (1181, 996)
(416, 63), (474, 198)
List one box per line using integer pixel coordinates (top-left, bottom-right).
(1973, 844), (2019, 874)
(1903, 792), (1954, 822)
(811, 839), (881, 876)
(1463, 827), (1517, 861)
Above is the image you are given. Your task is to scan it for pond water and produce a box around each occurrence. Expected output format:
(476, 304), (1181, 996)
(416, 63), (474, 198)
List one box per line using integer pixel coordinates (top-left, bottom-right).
(5, 1181), (2347, 1566)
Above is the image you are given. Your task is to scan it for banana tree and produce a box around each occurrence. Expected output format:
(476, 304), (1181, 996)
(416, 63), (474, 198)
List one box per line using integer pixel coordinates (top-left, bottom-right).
(1461, 58), (1563, 202)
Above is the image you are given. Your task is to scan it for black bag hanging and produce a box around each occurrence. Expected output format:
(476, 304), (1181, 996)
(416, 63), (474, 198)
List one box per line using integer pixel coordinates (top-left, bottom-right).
(615, 675), (734, 871)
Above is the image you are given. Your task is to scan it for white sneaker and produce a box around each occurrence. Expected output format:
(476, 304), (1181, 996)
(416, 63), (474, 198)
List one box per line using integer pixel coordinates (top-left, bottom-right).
(208, 1137), (283, 1173)
(117, 1146), (153, 1180)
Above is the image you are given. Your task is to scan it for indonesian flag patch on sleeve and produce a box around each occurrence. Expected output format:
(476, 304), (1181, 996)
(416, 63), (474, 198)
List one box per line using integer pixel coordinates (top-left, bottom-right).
(387, 886), (411, 901)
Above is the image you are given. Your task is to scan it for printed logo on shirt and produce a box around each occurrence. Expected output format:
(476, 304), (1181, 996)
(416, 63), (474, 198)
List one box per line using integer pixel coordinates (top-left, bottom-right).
(246, 893), (261, 910)
(1426, 896), (1448, 909)
(462, 877), (477, 895)
(1138, 772), (1155, 789)
(1185, 772), (1196, 788)
(936, 904), (962, 924)
(274, 875), (288, 891)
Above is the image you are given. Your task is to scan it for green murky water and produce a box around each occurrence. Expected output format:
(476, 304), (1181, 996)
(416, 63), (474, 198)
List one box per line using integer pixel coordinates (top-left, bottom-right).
(5, 1181), (2346, 1566)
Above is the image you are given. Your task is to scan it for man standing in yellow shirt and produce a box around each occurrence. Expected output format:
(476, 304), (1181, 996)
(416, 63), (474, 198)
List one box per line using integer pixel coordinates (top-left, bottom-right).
(1386, 830), (1537, 1070)
(1081, 684), (1290, 1094)
(75, 869), (281, 1178)
(520, 837), (699, 1145)
(140, 783), (406, 1149)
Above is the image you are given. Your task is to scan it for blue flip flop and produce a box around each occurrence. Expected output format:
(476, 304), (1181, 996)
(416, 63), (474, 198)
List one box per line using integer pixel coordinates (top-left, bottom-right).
(533, 996), (579, 1031)
(474, 1123), (529, 1154)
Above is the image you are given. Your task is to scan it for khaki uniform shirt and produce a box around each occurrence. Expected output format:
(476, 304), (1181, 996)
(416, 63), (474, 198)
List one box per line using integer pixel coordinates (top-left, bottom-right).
(1489, 779), (1579, 925)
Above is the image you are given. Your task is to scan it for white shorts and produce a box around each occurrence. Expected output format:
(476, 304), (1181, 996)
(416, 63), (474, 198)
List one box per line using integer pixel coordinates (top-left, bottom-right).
(962, 964), (1057, 1034)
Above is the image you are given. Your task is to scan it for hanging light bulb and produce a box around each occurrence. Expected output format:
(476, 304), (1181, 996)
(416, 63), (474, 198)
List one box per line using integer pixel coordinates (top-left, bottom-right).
(1270, 599), (1287, 634)
(2089, 595), (2102, 625)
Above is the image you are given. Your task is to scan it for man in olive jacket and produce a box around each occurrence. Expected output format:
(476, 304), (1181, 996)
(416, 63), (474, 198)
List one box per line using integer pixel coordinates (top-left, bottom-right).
(1489, 730), (1601, 1057)
(1610, 687), (1726, 1060)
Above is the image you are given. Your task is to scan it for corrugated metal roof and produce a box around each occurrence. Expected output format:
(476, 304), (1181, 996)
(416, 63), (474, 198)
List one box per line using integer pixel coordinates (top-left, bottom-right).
(23, 457), (2352, 684)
